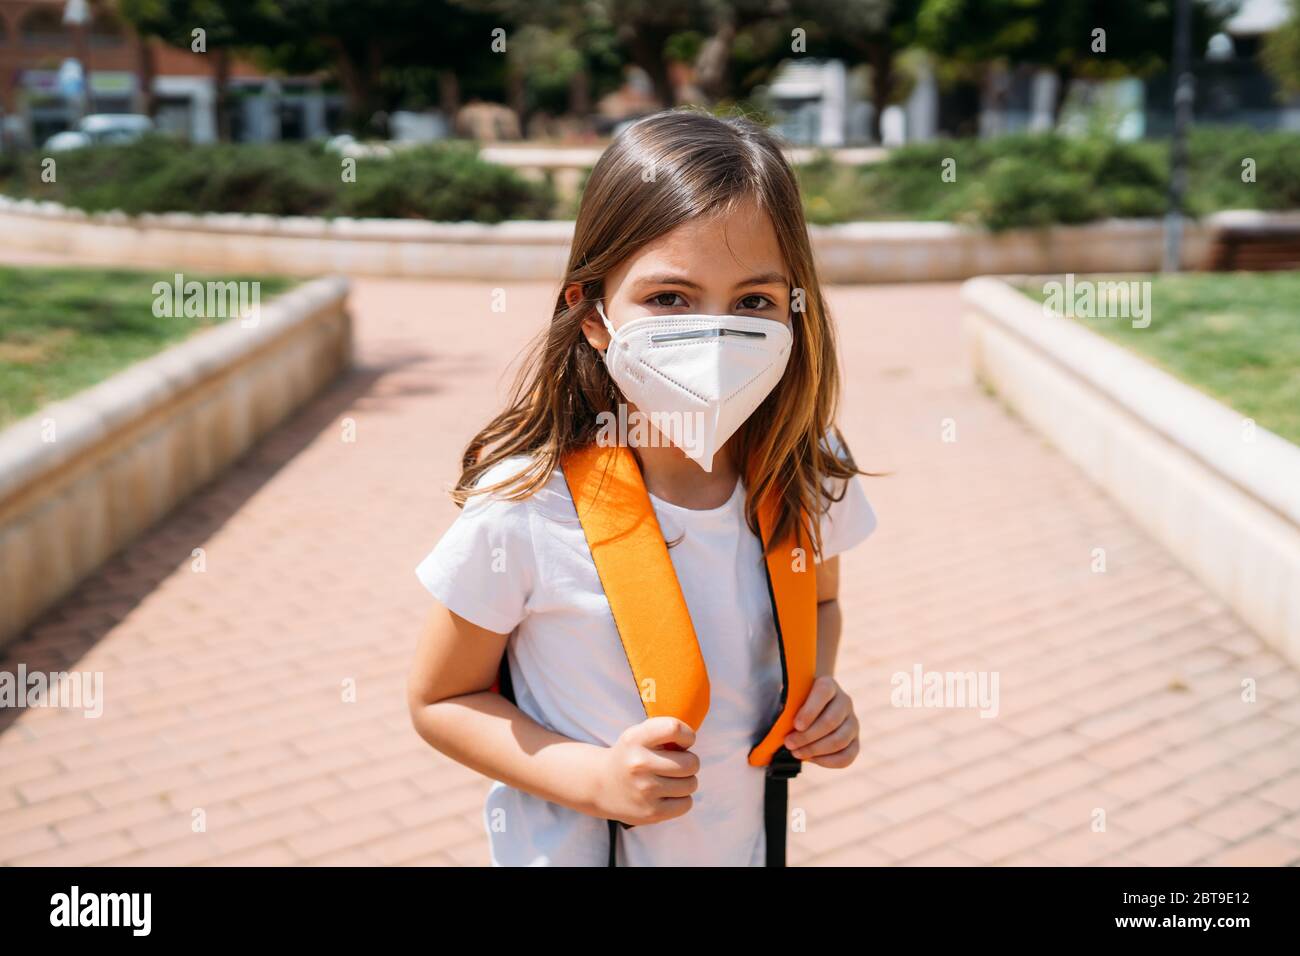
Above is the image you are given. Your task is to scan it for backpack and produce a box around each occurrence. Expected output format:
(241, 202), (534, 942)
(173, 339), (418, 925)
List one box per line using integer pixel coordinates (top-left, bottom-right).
(496, 442), (817, 866)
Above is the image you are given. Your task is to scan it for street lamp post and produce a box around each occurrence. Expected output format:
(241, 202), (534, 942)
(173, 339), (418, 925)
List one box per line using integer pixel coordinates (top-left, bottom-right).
(1162, 0), (1194, 273)
(62, 0), (93, 123)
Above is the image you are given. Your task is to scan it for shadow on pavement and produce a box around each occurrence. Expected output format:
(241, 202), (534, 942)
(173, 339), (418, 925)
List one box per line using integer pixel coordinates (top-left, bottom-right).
(0, 352), (433, 735)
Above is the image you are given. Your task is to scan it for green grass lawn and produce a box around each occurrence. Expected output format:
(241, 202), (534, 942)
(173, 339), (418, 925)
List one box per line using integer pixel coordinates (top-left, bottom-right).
(0, 266), (294, 428)
(1017, 271), (1300, 446)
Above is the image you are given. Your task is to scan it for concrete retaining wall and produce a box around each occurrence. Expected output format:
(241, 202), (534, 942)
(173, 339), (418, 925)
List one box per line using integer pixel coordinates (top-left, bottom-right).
(0, 276), (352, 646)
(962, 276), (1300, 668)
(0, 195), (1222, 282)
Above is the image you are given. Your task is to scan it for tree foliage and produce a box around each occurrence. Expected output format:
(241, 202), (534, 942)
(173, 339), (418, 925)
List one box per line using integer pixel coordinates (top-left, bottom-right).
(1261, 0), (1300, 97)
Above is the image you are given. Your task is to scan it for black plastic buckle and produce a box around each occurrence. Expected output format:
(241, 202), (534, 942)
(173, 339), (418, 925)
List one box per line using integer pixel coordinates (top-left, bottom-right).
(766, 745), (802, 780)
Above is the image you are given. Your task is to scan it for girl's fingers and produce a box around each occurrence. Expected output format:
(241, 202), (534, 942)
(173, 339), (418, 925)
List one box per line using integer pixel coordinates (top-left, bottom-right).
(791, 676), (837, 733)
(791, 711), (858, 760)
(786, 691), (852, 752)
(809, 736), (859, 769)
(641, 746), (700, 777)
(653, 773), (699, 799)
(654, 795), (695, 821)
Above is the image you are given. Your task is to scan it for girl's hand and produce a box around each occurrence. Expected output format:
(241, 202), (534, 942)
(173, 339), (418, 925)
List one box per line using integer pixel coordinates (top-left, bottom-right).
(783, 676), (860, 769)
(592, 717), (701, 825)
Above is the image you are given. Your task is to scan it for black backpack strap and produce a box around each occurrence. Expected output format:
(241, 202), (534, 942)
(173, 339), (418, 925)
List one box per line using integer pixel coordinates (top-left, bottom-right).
(764, 745), (801, 867)
(497, 650), (515, 704)
(503, 648), (798, 867)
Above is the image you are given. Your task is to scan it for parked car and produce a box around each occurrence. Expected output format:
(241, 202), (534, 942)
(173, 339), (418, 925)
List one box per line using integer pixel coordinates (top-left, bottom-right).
(43, 130), (92, 152)
(323, 133), (394, 159)
(43, 114), (155, 151)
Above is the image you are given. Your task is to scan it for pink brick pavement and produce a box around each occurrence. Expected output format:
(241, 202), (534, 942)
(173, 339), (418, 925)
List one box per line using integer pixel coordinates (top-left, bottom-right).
(2, 276), (1299, 866)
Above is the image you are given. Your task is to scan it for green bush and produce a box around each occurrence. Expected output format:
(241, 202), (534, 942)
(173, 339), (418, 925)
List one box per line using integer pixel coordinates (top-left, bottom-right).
(3, 128), (1298, 229)
(796, 129), (1300, 230)
(968, 157), (1104, 230)
(0, 136), (553, 223)
(1185, 126), (1300, 213)
(336, 145), (553, 221)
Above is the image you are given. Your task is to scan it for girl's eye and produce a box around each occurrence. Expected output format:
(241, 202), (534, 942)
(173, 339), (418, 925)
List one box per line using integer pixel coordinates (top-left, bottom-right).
(649, 292), (687, 308)
(738, 294), (774, 311)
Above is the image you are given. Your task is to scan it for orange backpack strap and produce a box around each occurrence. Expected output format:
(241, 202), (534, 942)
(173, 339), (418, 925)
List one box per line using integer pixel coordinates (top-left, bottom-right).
(560, 443), (815, 867)
(748, 493), (819, 769)
(561, 443), (711, 733)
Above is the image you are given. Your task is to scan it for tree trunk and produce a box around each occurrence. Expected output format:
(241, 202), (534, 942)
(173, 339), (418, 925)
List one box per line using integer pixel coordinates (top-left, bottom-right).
(326, 38), (372, 134)
(867, 41), (895, 144)
(213, 47), (232, 141)
(0, 68), (16, 151)
(695, 15), (737, 102)
(1052, 64), (1074, 125)
(625, 28), (675, 107)
(508, 66), (527, 132)
(567, 66), (590, 117)
(365, 37), (386, 137)
(980, 61), (1011, 137)
(439, 70), (461, 120)
(137, 38), (157, 119)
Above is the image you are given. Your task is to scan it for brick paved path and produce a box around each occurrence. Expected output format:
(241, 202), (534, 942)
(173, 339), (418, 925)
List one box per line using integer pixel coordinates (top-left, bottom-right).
(3, 278), (1299, 866)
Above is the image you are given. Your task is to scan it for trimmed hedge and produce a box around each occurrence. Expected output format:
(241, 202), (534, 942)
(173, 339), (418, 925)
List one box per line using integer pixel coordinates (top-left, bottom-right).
(0, 137), (554, 223)
(2, 128), (1297, 229)
(797, 128), (1300, 230)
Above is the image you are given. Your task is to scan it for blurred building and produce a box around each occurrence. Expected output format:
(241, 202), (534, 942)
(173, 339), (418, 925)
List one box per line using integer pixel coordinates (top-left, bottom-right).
(764, 57), (938, 147)
(980, 0), (1299, 138)
(767, 60), (864, 146)
(0, 0), (342, 149)
(1144, 0), (1300, 134)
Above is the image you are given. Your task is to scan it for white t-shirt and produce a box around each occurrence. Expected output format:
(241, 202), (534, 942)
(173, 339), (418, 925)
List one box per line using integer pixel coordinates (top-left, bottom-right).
(414, 452), (877, 866)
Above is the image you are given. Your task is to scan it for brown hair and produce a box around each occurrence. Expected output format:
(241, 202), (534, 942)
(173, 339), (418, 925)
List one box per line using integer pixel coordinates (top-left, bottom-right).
(453, 108), (861, 557)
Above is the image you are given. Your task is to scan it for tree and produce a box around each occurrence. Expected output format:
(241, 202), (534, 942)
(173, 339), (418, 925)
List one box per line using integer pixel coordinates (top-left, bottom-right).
(793, 0), (923, 143)
(451, 0), (624, 124)
(913, 0), (1238, 126)
(1262, 0), (1300, 98)
(692, 0), (792, 102)
(125, 1), (506, 136)
(267, 0), (501, 132)
(119, 0), (280, 140)
(598, 0), (709, 107)
(457, 0), (798, 115)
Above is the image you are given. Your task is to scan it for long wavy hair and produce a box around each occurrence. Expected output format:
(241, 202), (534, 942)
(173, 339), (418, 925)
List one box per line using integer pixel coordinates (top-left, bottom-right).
(453, 109), (862, 557)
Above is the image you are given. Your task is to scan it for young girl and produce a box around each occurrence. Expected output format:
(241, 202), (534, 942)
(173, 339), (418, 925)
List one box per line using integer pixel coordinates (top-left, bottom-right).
(407, 110), (876, 867)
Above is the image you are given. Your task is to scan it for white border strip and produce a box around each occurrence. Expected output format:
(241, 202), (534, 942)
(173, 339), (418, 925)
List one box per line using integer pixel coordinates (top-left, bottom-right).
(0, 195), (1235, 281)
(961, 276), (1300, 531)
(0, 275), (349, 509)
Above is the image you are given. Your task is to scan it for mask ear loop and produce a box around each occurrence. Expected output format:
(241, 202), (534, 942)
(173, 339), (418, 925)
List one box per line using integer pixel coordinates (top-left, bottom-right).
(594, 300), (617, 338)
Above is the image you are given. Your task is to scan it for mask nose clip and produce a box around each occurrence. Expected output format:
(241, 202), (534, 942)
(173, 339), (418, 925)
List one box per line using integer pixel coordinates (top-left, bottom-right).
(650, 328), (767, 343)
(598, 302), (767, 343)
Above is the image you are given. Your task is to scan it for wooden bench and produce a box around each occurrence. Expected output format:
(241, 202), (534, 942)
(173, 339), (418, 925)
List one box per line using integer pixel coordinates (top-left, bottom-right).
(1209, 222), (1300, 271)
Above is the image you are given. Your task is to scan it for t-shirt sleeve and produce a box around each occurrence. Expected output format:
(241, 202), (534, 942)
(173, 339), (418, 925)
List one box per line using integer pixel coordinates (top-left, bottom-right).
(414, 477), (536, 636)
(815, 428), (878, 562)
(817, 474), (877, 563)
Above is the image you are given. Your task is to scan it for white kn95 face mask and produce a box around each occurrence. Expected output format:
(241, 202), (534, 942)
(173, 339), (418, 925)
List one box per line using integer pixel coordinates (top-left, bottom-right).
(595, 300), (792, 472)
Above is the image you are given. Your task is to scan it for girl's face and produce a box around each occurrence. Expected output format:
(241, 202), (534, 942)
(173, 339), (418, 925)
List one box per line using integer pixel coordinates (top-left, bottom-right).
(576, 200), (792, 350)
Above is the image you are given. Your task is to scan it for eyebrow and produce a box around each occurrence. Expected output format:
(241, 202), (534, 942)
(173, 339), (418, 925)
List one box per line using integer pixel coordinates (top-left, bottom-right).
(735, 272), (791, 288)
(630, 271), (790, 291)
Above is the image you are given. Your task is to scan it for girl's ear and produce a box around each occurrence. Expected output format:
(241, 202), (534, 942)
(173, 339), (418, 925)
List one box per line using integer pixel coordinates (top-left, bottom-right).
(570, 282), (610, 353)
